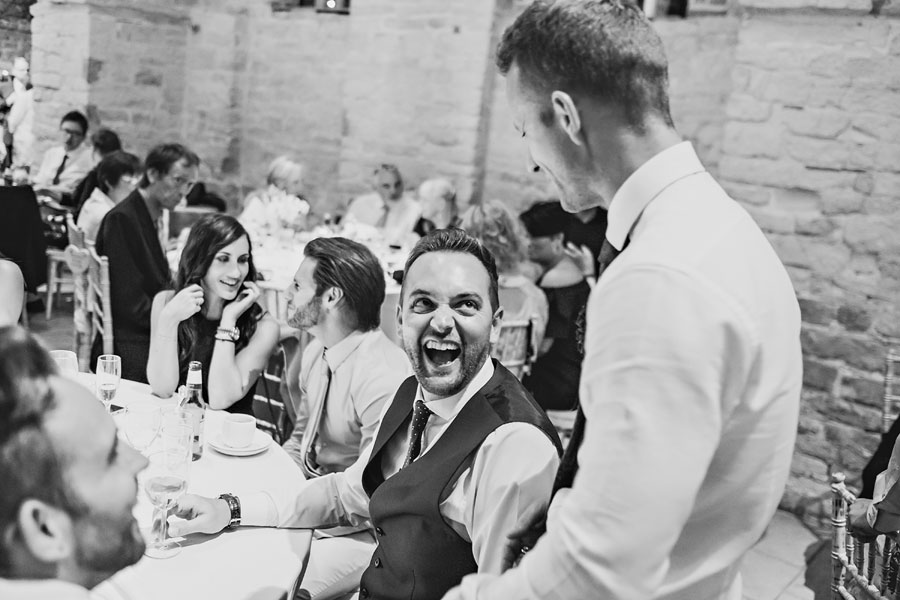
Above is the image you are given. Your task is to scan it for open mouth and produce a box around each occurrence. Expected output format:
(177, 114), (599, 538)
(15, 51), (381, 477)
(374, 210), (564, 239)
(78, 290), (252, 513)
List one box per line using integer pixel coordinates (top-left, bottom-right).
(423, 340), (461, 366)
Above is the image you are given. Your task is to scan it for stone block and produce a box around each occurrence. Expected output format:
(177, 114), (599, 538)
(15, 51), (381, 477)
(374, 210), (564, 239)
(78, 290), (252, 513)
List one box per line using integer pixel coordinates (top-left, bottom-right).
(821, 189), (864, 215)
(823, 395), (882, 432)
(724, 93), (773, 123)
(840, 373), (884, 408)
(803, 358), (838, 391)
(790, 453), (831, 484)
(784, 107), (850, 140)
(844, 214), (900, 255)
(837, 303), (873, 332)
(795, 429), (834, 463)
(798, 297), (835, 326)
(872, 172), (900, 197)
(745, 207), (795, 234)
(785, 136), (852, 171)
(795, 216), (836, 237)
(722, 121), (782, 159)
(801, 327), (885, 372)
(721, 182), (772, 206)
(768, 233), (809, 268)
(852, 113), (900, 144)
(853, 172), (874, 195)
(718, 156), (800, 188)
(805, 238), (852, 280)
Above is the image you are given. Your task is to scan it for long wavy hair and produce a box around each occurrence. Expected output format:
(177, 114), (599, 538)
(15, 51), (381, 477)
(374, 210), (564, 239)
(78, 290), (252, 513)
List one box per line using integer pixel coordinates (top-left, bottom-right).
(173, 214), (262, 368)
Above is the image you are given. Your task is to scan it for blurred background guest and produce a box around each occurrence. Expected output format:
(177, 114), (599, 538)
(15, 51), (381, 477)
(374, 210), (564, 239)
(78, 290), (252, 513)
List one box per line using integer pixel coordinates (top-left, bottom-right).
(2, 57), (34, 171)
(345, 163), (421, 246)
(239, 155), (310, 235)
(147, 214), (279, 414)
(519, 201), (589, 412)
(76, 150), (141, 242)
(72, 127), (122, 215)
(460, 199), (548, 352)
(415, 177), (459, 235)
(32, 110), (93, 207)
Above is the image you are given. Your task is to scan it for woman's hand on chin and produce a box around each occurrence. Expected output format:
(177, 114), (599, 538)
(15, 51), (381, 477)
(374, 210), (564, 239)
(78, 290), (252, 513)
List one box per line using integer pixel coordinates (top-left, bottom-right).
(221, 281), (262, 326)
(164, 284), (205, 323)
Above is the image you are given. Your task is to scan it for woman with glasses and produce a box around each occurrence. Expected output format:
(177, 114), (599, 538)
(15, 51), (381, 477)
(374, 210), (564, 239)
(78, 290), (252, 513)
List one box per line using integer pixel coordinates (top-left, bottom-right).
(76, 151), (141, 242)
(146, 214), (279, 414)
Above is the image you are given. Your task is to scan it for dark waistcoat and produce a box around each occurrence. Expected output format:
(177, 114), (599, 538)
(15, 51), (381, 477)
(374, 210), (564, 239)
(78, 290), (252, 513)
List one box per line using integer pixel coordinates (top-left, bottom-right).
(359, 361), (561, 600)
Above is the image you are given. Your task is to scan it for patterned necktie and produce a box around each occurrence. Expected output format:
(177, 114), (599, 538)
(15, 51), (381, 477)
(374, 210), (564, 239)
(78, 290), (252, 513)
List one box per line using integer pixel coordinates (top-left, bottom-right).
(552, 237), (624, 495)
(402, 399), (433, 469)
(52, 154), (68, 185)
(302, 353), (332, 478)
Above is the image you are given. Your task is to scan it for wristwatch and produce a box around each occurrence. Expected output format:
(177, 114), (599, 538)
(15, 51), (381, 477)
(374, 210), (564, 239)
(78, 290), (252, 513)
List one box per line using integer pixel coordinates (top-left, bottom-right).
(218, 493), (241, 529)
(216, 326), (239, 342)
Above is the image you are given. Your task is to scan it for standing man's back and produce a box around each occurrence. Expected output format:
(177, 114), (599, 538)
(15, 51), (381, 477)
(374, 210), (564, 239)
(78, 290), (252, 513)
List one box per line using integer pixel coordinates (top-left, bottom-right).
(93, 143), (198, 381)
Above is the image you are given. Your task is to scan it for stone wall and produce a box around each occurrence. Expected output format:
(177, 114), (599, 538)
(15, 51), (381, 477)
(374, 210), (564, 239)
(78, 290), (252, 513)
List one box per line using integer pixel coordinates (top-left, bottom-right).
(0, 0), (32, 67)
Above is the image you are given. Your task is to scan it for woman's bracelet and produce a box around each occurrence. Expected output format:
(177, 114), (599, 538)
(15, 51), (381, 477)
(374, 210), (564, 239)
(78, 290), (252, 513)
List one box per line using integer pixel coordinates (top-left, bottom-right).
(214, 333), (236, 343)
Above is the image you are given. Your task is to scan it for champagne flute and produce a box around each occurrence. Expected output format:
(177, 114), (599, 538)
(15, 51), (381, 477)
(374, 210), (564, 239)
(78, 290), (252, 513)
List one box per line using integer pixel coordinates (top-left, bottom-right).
(122, 403), (162, 454)
(96, 354), (122, 412)
(50, 350), (79, 378)
(143, 428), (191, 560)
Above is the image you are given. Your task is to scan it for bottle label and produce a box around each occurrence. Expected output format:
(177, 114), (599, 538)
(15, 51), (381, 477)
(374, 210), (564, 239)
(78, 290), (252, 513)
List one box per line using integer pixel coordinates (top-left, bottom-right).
(186, 370), (202, 385)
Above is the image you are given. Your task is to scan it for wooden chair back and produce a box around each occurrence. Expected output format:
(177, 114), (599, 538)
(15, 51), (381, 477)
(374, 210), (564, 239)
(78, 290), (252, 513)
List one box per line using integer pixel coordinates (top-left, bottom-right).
(63, 214), (93, 371)
(252, 340), (296, 444)
(491, 318), (535, 380)
(832, 472), (900, 599)
(87, 245), (114, 358)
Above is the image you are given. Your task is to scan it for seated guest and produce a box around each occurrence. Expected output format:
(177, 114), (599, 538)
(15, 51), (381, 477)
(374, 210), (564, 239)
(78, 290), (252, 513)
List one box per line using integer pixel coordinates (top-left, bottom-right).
(171, 229), (562, 600)
(519, 201), (590, 411)
(32, 110), (94, 207)
(4, 57), (34, 170)
(0, 255), (24, 326)
(0, 326), (148, 598)
(239, 155), (310, 235)
(345, 163), (421, 246)
(852, 435), (900, 537)
(147, 214), (279, 414)
(72, 127), (122, 215)
(93, 143), (199, 382)
(414, 177), (459, 235)
(281, 236), (410, 599)
(185, 181), (227, 212)
(460, 199), (548, 351)
(76, 151), (141, 242)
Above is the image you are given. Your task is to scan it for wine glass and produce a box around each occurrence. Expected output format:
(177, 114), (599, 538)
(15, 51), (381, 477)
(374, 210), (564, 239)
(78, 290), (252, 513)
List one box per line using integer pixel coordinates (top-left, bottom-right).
(95, 354), (122, 412)
(50, 350), (79, 378)
(143, 428), (191, 560)
(122, 403), (162, 454)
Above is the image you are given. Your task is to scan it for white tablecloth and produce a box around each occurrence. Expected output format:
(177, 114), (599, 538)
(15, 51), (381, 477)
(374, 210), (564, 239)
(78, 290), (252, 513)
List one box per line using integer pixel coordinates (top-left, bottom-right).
(90, 377), (312, 600)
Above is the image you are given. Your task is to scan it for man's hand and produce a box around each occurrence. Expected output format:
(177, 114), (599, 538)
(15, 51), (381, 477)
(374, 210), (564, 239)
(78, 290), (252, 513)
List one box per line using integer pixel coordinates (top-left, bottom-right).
(169, 494), (232, 537)
(501, 501), (548, 572)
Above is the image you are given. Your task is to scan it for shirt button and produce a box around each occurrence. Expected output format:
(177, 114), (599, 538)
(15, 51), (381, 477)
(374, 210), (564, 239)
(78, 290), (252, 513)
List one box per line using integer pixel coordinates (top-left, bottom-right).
(360, 587), (369, 598)
(374, 557), (381, 568)
(375, 527), (385, 536)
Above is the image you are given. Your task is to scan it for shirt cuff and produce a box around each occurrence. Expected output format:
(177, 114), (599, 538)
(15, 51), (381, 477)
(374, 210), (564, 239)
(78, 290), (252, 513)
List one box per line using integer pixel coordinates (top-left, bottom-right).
(239, 491), (278, 527)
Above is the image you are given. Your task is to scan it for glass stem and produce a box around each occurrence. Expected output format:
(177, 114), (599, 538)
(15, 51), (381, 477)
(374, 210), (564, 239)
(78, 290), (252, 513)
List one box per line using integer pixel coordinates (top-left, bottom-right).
(151, 504), (169, 546)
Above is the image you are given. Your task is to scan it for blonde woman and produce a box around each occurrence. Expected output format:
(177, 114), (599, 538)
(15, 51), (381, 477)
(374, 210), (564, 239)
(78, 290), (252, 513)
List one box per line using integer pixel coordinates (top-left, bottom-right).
(239, 155), (311, 235)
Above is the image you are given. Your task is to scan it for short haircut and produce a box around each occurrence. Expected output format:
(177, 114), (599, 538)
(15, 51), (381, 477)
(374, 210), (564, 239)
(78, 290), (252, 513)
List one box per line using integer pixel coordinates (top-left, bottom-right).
(373, 163), (403, 185)
(96, 151), (141, 194)
(496, 0), (674, 129)
(60, 110), (88, 135)
(519, 200), (572, 238)
(140, 143), (200, 189)
(91, 128), (122, 157)
(266, 155), (303, 190)
(304, 237), (386, 332)
(402, 228), (500, 312)
(460, 200), (529, 274)
(0, 327), (84, 576)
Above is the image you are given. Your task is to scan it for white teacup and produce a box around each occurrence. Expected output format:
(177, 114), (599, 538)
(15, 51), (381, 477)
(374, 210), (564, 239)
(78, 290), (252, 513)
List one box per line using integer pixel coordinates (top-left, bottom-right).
(222, 414), (256, 448)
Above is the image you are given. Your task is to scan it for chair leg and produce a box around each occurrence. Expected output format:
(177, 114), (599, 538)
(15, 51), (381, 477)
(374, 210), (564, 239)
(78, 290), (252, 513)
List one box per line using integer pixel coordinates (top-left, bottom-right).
(46, 259), (56, 320)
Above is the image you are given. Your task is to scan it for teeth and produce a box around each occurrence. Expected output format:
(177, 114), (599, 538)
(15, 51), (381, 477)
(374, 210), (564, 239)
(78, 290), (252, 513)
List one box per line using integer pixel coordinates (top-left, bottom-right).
(425, 340), (459, 351)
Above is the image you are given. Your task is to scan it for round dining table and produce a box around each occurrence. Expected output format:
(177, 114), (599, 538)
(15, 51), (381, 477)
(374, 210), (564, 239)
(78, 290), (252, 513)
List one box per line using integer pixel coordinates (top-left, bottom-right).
(89, 375), (312, 600)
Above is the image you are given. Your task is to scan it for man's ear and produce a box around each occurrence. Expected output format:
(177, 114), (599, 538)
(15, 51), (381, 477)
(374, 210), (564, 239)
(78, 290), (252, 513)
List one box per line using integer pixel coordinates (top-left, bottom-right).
(17, 499), (73, 563)
(551, 90), (584, 147)
(489, 307), (504, 346)
(323, 286), (344, 310)
(145, 168), (160, 185)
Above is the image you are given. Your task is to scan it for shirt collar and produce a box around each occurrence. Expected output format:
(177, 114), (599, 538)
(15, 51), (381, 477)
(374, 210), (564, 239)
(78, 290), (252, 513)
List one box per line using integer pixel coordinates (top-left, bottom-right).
(0, 578), (91, 600)
(416, 357), (495, 421)
(606, 141), (705, 250)
(323, 329), (371, 372)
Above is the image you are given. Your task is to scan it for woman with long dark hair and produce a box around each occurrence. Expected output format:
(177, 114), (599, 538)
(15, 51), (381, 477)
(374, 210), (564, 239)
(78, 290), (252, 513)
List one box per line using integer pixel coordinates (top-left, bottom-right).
(147, 214), (279, 414)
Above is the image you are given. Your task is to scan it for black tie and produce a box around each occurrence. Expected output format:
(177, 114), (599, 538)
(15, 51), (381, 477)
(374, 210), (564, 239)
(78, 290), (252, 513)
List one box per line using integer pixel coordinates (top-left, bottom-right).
(402, 400), (433, 469)
(52, 154), (68, 185)
(552, 237), (624, 495)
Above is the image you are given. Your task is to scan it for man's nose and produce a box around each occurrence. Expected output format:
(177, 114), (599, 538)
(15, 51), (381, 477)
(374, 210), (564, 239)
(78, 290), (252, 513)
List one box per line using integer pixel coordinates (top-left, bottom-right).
(430, 306), (455, 332)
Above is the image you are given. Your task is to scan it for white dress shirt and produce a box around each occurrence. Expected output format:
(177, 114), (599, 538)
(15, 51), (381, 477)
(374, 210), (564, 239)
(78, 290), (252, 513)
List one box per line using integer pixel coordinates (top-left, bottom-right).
(283, 329), (411, 475)
(447, 142), (802, 600)
(345, 191), (422, 246)
(77, 187), (116, 243)
(0, 578), (92, 600)
(32, 142), (94, 194)
(242, 358), (560, 575)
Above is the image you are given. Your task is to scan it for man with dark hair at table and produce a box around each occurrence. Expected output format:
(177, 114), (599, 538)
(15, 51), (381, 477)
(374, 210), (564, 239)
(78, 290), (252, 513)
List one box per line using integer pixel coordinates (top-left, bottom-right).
(280, 236), (410, 599)
(0, 326), (148, 599)
(172, 228), (562, 600)
(442, 2), (802, 600)
(32, 110), (94, 207)
(93, 143), (199, 382)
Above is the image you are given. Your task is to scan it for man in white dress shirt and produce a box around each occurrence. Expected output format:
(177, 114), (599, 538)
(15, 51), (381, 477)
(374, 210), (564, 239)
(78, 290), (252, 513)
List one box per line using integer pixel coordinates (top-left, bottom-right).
(32, 110), (94, 206)
(281, 236), (410, 599)
(345, 164), (422, 246)
(172, 229), (562, 600)
(0, 326), (148, 600)
(443, 2), (802, 600)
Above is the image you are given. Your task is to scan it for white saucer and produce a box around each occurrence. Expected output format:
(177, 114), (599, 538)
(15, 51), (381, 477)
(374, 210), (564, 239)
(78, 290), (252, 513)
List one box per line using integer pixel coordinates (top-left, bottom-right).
(208, 431), (271, 457)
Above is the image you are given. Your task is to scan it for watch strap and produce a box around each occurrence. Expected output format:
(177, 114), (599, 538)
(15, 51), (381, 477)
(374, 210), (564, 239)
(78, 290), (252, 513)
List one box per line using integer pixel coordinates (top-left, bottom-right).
(218, 493), (241, 529)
